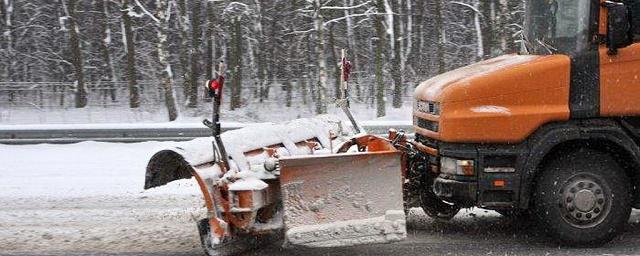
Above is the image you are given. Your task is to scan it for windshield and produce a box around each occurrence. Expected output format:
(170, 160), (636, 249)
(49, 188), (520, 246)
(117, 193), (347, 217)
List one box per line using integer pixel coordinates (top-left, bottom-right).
(523, 0), (592, 55)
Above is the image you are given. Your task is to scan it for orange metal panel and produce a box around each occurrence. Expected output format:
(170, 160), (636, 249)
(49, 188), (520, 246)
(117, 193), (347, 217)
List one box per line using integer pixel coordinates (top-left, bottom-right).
(410, 140), (438, 156)
(413, 110), (440, 122)
(599, 0), (608, 36)
(413, 126), (440, 140)
(414, 55), (571, 143)
(237, 191), (254, 209)
(600, 43), (640, 116)
(192, 171), (226, 240)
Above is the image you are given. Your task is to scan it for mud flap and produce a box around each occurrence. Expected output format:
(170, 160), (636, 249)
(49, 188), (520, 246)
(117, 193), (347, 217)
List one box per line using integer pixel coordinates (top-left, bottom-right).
(279, 151), (406, 248)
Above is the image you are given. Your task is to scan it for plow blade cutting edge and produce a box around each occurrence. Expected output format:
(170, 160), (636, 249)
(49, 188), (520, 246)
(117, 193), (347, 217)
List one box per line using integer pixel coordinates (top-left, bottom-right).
(279, 151), (407, 248)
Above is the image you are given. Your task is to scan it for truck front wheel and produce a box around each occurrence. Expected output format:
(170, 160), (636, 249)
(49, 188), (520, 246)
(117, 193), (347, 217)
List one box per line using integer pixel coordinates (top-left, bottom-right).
(420, 187), (460, 221)
(533, 148), (631, 246)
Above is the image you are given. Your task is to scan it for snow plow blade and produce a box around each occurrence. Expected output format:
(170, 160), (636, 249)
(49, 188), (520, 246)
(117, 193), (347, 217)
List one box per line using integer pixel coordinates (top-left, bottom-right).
(279, 151), (407, 248)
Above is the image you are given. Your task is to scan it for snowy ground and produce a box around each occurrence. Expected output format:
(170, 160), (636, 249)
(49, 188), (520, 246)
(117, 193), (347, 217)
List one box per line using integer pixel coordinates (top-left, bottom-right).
(4, 141), (640, 255)
(0, 141), (207, 255)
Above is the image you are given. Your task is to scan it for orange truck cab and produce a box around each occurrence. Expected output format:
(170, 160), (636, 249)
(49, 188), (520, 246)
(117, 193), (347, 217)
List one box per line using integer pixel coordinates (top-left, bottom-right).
(412, 0), (640, 245)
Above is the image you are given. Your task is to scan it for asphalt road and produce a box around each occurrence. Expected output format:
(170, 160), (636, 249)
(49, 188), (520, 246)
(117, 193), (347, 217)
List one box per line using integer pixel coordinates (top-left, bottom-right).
(4, 193), (640, 256)
(248, 209), (640, 256)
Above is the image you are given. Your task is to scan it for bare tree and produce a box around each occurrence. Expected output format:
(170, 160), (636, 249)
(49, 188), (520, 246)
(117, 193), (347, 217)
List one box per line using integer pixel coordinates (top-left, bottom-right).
(374, 0), (386, 117)
(390, 0), (403, 108)
(96, 0), (116, 101)
(328, 24), (341, 99)
(154, 0), (179, 120)
(229, 16), (242, 110)
(313, 0), (329, 114)
(249, 0), (267, 102)
(176, 0), (192, 106)
(121, 0), (140, 108)
(480, 0), (495, 59)
(187, 0), (201, 108)
(204, 0), (217, 79)
(1, 0), (528, 117)
(343, 0), (361, 98)
(62, 0), (87, 108)
(222, 1), (253, 110)
(434, 0), (445, 74)
(1, 0), (14, 82)
(400, 0), (414, 94)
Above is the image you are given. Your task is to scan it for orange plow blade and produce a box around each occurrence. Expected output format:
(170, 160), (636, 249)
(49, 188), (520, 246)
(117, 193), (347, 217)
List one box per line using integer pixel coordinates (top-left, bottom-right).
(279, 151), (406, 248)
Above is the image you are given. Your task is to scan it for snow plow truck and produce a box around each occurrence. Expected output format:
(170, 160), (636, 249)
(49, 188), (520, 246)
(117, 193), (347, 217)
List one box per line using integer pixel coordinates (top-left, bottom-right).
(145, 0), (640, 254)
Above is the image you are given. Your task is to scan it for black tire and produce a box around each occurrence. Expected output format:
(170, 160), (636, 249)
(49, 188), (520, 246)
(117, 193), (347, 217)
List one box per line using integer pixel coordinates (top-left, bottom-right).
(197, 218), (257, 256)
(198, 218), (228, 256)
(533, 148), (631, 246)
(420, 188), (461, 221)
(197, 218), (282, 256)
(418, 160), (461, 221)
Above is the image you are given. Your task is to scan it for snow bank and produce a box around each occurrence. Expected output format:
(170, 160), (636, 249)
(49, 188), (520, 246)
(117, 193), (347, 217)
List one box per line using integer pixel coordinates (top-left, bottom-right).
(0, 141), (200, 198)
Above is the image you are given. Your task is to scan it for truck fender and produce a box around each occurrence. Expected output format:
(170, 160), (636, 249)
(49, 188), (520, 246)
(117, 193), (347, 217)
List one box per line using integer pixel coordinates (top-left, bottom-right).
(519, 120), (640, 209)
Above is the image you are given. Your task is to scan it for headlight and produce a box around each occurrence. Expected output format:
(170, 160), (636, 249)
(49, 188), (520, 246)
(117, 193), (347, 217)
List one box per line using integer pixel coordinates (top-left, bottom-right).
(440, 157), (475, 176)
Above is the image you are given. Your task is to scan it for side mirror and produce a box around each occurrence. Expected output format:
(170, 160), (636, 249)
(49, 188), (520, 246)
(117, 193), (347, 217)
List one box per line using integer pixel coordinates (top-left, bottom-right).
(605, 1), (632, 54)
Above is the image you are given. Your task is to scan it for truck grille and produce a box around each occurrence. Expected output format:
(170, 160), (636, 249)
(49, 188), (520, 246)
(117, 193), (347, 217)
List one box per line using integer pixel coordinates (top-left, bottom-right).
(415, 134), (438, 148)
(414, 117), (439, 132)
(415, 134), (439, 166)
(415, 100), (440, 116)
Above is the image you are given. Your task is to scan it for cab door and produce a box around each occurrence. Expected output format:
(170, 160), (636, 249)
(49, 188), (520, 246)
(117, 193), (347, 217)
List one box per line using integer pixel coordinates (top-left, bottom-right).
(599, 43), (640, 116)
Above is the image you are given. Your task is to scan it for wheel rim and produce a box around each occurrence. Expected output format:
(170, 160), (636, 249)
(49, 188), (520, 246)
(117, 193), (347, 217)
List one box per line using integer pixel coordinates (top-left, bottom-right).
(557, 173), (612, 228)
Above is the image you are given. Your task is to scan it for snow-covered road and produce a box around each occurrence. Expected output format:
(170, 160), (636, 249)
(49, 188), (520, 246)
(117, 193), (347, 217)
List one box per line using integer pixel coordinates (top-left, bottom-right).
(0, 141), (206, 255)
(4, 141), (640, 255)
(0, 195), (204, 255)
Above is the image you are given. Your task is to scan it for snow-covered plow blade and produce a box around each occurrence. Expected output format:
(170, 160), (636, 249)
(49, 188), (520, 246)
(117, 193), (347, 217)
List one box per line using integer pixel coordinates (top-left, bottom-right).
(279, 151), (406, 247)
(144, 116), (408, 255)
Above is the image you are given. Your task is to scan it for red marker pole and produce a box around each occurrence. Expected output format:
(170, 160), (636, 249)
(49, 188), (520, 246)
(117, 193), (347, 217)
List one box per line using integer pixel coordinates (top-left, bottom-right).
(339, 49), (362, 134)
(204, 61), (229, 169)
(340, 49), (352, 108)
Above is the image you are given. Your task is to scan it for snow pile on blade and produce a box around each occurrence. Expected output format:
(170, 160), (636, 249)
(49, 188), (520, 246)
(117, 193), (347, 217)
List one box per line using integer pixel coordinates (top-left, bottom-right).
(144, 115), (350, 189)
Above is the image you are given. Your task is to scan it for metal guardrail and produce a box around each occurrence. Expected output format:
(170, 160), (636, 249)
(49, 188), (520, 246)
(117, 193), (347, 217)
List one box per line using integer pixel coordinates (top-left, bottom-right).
(0, 121), (413, 145)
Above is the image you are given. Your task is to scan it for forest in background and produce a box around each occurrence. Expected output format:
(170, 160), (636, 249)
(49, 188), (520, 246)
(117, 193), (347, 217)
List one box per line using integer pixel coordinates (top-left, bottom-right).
(0, 0), (525, 121)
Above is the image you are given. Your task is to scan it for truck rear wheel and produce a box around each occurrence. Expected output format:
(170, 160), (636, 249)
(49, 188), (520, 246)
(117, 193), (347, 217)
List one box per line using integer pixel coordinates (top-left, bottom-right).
(533, 148), (631, 246)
